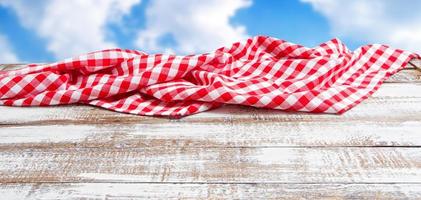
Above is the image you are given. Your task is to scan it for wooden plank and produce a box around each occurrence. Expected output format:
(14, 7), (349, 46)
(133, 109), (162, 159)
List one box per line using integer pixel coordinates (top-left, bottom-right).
(1, 82), (420, 125)
(387, 68), (421, 83)
(1, 120), (421, 148)
(1, 147), (420, 183)
(2, 183), (421, 199)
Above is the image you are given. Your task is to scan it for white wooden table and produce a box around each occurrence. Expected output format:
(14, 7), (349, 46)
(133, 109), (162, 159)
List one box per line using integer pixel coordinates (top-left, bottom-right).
(1, 60), (421, 199)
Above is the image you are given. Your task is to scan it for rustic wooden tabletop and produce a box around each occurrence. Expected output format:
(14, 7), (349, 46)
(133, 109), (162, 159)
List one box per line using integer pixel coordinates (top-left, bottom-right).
(1, 60), (421, 199)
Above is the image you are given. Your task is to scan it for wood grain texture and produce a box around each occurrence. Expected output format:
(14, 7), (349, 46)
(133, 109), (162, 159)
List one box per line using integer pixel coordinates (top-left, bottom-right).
(1, 147), (420, 183)
(2, 183), (421, 199)
(1, 120), (421, 148)
(387, 68), (421, 82)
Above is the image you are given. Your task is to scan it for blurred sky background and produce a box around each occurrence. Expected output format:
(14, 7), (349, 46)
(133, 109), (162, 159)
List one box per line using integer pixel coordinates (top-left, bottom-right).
(0, 0), (420, 63)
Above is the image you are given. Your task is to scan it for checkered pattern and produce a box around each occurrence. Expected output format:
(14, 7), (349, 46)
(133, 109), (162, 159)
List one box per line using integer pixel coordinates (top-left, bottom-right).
(0, 36), (419, 117)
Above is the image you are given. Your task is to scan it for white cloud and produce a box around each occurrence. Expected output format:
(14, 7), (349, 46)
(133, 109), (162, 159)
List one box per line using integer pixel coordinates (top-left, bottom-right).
(302, 0), (421, 53)
(0, 34), (19, 63)
(1, 0), (251, 59)
(0, 0), (141, 59)
(136, 0), (252, 54)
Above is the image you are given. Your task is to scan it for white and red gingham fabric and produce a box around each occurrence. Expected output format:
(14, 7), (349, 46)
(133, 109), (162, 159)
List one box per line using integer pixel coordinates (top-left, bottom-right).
(0, 36), (419, 117)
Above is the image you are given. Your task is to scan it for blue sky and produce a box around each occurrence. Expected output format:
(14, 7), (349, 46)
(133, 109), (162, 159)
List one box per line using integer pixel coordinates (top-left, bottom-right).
(0, 0), (419, 63)
(233, 1), (332, 46)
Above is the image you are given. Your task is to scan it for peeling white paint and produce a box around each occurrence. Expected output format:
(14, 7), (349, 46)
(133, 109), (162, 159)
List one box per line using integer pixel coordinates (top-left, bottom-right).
(77, 173), (148, 182)
(0, 125), (94, 143)
(1, 121), (421, 147)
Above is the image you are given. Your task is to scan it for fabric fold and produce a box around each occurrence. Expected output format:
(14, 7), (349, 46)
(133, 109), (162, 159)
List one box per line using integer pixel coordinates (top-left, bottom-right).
(0, 36), (419, 117)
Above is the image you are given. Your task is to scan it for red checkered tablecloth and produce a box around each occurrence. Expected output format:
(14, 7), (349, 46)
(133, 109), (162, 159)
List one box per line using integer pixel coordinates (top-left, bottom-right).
(0, 36), (419, 117)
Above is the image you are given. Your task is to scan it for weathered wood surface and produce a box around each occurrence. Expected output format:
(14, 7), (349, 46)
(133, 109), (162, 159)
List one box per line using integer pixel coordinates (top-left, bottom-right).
(1, 121), (421, 148)
(1, 147), (421, 183)
(0, 59), (420, 199)
(2, 183), (421, 199)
